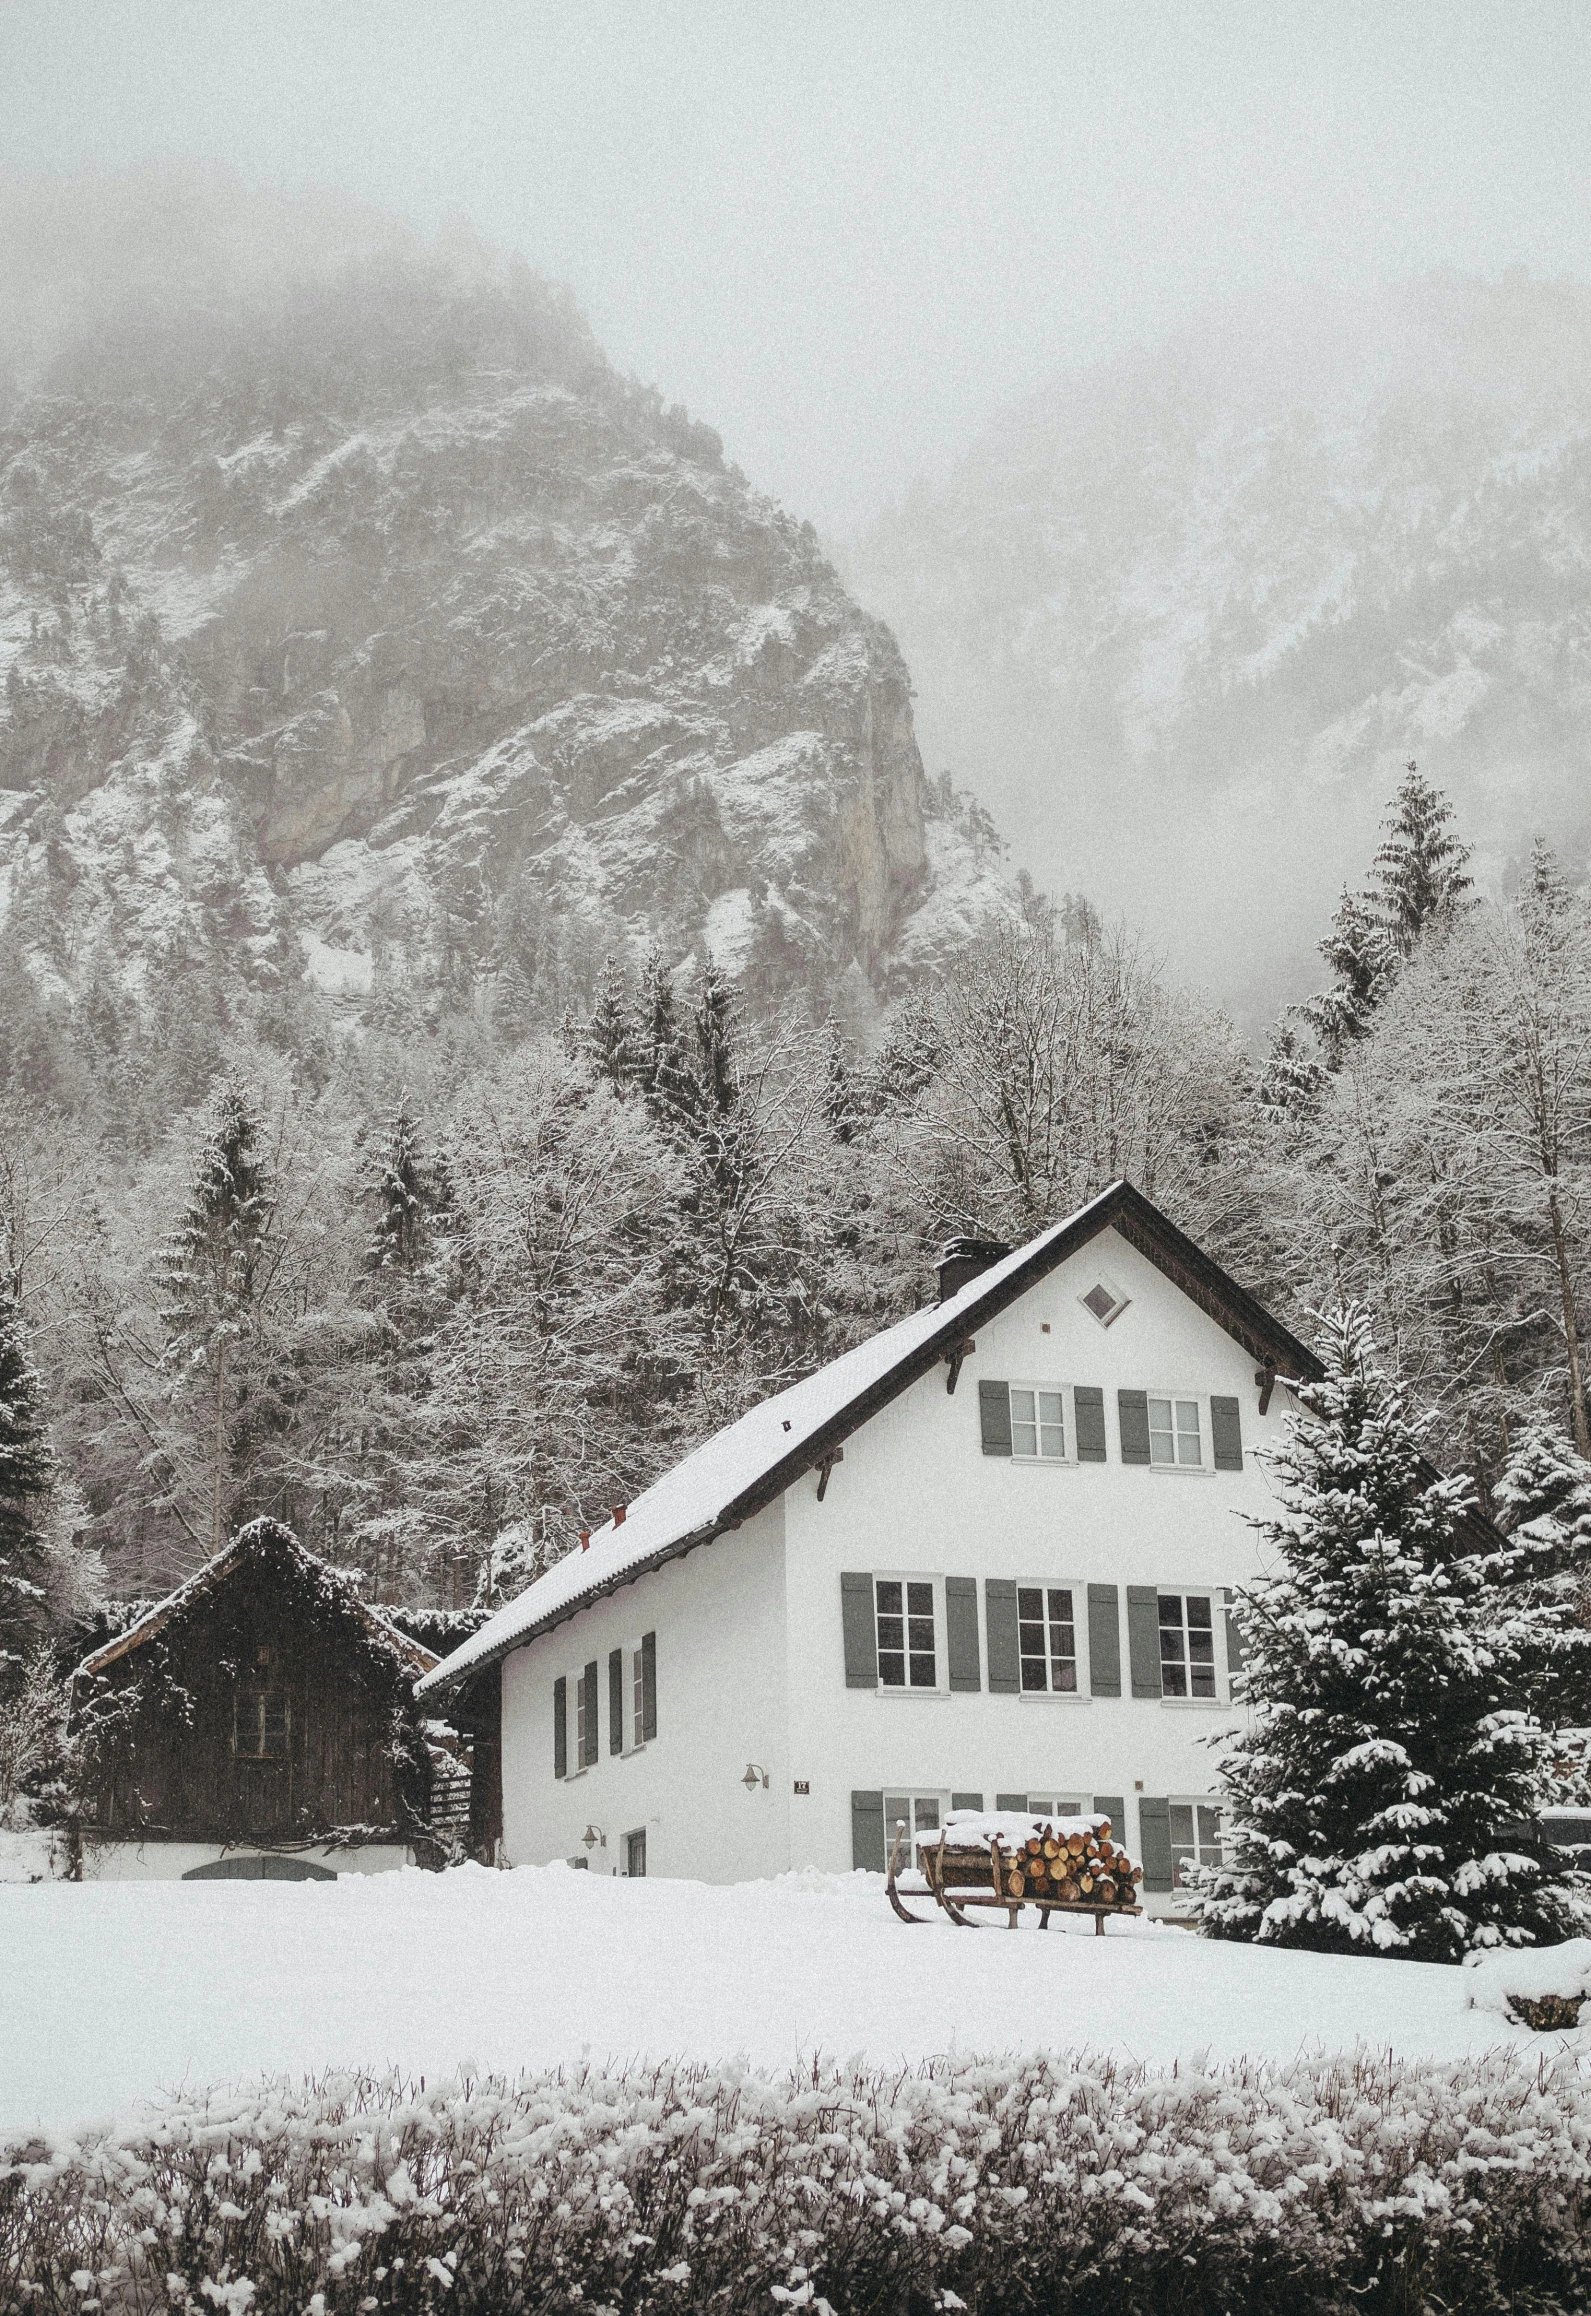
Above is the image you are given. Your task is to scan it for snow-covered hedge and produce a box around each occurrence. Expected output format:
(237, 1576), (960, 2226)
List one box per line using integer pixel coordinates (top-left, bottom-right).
(7, 2046), (1591, 2313)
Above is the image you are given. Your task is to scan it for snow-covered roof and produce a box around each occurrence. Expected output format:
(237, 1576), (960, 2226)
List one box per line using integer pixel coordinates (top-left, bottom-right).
(76, 1520), (440, 1684)
(419, 1180), (1322, 1700)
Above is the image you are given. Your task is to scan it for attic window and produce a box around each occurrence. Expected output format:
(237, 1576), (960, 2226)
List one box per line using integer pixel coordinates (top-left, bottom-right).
(235, 1688), (288, 1761)
(1081, 1278), (1129, 1328)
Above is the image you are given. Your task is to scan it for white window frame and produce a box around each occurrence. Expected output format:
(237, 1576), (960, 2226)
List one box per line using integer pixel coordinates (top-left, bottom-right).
(1078, 1273), (1130, 1329)
(882, 1790), (950, 1858)
(1020, 1794), (1087, 1819)
(1014, 1578), (1088, 1697)
(625, 1638), (648, 1755)
(1156, 1590), (1221, 1702)
(562, 1667), (590, 1778)
(1144, 1388), (1208, 1472)
(873, 1573), (945, 1696)
(1168, 1797), (1224, 1888)
(1006, 1381), (1073, 1465)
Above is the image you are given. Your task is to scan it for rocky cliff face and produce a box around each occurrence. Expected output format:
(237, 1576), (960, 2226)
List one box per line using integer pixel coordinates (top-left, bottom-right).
(848, 273), (1591, 1022)
(0, 258), (1002, 1031)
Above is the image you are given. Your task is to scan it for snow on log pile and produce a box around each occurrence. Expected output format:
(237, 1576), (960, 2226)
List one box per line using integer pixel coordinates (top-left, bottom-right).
(916, 1808), (1144, 1910)
(9, 2049), (1591, 2314)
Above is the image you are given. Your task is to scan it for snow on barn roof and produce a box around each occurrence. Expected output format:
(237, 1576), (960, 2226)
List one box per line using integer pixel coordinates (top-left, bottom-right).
(418, 1180), (1325, 1702)
(76, 1518), (440, 1685)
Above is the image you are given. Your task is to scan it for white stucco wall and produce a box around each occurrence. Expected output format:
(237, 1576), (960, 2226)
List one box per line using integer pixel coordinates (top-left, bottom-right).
(780, 1225), (1291, 1893)
(498, 1500), (790, 1882)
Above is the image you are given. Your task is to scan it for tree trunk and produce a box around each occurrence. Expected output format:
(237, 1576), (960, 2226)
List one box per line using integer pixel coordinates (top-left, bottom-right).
(1547, 1186), (1590, 1458)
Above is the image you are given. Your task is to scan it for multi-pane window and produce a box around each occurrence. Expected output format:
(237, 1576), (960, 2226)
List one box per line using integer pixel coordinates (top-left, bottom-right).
(1148, 1397), (1202, 1467)
(1024, 1795), (1084, 1818)
(1010, 1386), (1066, 1461)
(576, 1674), (591, 1765)
(1017, 1585), (1078, 1692)
(876, 1579), (937, 1688)
(1169, 1802), (1223, 1886)
(234, 1689), (288, 1760)
(1159, 1594), (1217, 1698)
(883, 1793), (941, 1852)
(632, 1646), (645, 1741)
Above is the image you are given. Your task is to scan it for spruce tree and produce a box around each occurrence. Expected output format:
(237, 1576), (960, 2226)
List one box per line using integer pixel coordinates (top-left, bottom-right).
(634, 948), (687, 1106)
(1199, 1305), (1583, 1959)
(157, 1076), (272, 1552)
(1371, 760), (1473, 956)
(691, 959), (740, 1119)
(0, 1275), (54, 1696)
(824, 1017), (860, 1144)
(586, 955), (634, 1092)
(1298, 888), (1400, 1063)
(368, 1096), (435, 1276)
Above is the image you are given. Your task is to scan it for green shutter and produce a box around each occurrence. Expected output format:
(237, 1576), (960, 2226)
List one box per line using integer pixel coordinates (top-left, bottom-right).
(582, 1660), (599, 1768)
(978, 1379), (1013, 1455)
(1211, 1395), (1243, 1471)
(641, 1631), (657, 1741)
(1126, 1585), (1163, 1698)
(946, 1576), (981, 1691)
(1223, 1587), (1246, 1675)
(1118, 1389), (1151, 1465)
(608, 1648), (623, 1755)
(1092, 1794), (1126, 1839)
(995, 1792), (1027, 1813)
(841, 1572), (878, 1688)
(1138, 1796), (1174, 1892)
(553, 1675), (567, 1780)
(985, 1578), (1019, 1693)
(951, 1791), (984, 1812)
(851, 1789), (885, 1873)
(1087, 1584), (1121, 1696)
(1073, 1385), (1107, 1462)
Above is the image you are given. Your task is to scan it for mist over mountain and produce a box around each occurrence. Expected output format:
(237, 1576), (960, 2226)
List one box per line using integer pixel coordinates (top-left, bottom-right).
(0, 208), (1007, 1059)
(847, 272), (1591, 1028)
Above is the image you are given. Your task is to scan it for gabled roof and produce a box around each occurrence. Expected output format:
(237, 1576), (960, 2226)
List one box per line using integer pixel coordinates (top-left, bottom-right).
(418, 1181), (1323, 1702)
(76, 1518), (440, 1685)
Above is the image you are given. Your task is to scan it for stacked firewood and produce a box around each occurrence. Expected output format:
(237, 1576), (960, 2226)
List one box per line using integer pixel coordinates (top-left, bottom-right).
(994, 1818), (1143, 1907)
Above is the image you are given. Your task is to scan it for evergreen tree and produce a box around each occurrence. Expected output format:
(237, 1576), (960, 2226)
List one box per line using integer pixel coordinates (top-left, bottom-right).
(1491, 1418), (1591, 1726)
(493, 955), (533, 1045)
(634, 947), (687, 1105)
(157, 1077), (273, 1552)
(1371, 760), (1473, 957)
(1298, 888), (1400, 1063)
(0, 1275), (55, 1696)
(824, 1017), (860, 1144)
(586, 955), (634, 1092)
(1258, 1021), (1327, 1120)
(1199, 1305), (1583, 1959)
(367, 1097), (436, 1276)
(691, 959), (740, 1119)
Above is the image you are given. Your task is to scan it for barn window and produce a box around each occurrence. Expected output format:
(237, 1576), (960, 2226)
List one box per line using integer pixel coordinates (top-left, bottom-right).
(234, 1686), (288, 1760)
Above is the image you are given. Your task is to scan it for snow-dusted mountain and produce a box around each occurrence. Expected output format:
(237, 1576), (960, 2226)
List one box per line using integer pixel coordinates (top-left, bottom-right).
(847, 274), (1591, 1023)
(0, 255), (1007, 1034)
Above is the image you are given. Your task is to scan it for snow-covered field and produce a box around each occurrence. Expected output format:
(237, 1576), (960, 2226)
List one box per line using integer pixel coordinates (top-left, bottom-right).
(5, 1862), (1582, 2139)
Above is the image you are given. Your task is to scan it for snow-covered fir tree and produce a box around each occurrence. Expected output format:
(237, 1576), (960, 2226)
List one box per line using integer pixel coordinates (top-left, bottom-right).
(1298, 887), (1401, 1064)
(586, 955), (634, 1092)
(0, 1273), (55, 1696)
(1371, 759), (1474, 956)
(1198, 1304), (1584, 1959)
(157, 1076), (274, 1552)
(367, 1097), (438, 1276)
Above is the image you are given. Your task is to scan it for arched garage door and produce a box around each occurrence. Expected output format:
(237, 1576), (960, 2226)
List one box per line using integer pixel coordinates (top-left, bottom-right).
(182, 1854), (336, 1881)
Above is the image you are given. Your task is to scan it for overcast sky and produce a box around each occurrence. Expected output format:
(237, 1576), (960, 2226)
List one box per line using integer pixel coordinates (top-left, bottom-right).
(4, 2), (1590, 531)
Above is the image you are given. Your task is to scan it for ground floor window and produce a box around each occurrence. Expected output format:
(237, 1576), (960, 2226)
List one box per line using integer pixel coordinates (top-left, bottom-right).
(1169, 1800), (1223, 1886)
(625, 1827), (647, 1877)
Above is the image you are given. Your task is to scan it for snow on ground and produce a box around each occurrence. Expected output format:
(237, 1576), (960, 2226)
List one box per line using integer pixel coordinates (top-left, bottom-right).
(4, 1863), (1579, 2139)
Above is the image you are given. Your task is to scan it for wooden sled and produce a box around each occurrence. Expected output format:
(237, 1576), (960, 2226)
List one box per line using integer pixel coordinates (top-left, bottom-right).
(887, 1815), (1144, 1933)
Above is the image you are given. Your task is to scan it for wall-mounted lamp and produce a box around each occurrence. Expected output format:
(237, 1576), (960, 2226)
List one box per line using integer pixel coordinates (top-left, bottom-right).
(742, 1763), (769, 1791)
(582, 1823), (606, 1850)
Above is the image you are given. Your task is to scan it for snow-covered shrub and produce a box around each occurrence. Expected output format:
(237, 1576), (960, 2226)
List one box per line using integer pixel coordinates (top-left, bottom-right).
(7, 2045), (1591, 2314)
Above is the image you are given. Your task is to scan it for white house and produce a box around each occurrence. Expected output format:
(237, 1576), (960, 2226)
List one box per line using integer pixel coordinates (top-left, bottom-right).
(418, 1181), (1492, 1907)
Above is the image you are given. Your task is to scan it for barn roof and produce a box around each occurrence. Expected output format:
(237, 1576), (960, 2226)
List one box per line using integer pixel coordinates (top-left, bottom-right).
(76, 1519), (440, 1684)
(418, 1180), (1332, 1704)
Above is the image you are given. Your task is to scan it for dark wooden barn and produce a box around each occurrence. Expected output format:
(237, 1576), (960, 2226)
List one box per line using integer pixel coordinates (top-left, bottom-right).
(70, 1518), (442, 1878)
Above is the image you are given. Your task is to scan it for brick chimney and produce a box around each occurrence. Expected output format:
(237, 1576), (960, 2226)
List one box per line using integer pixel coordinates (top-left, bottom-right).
(937, 1235), (1012, 1303)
